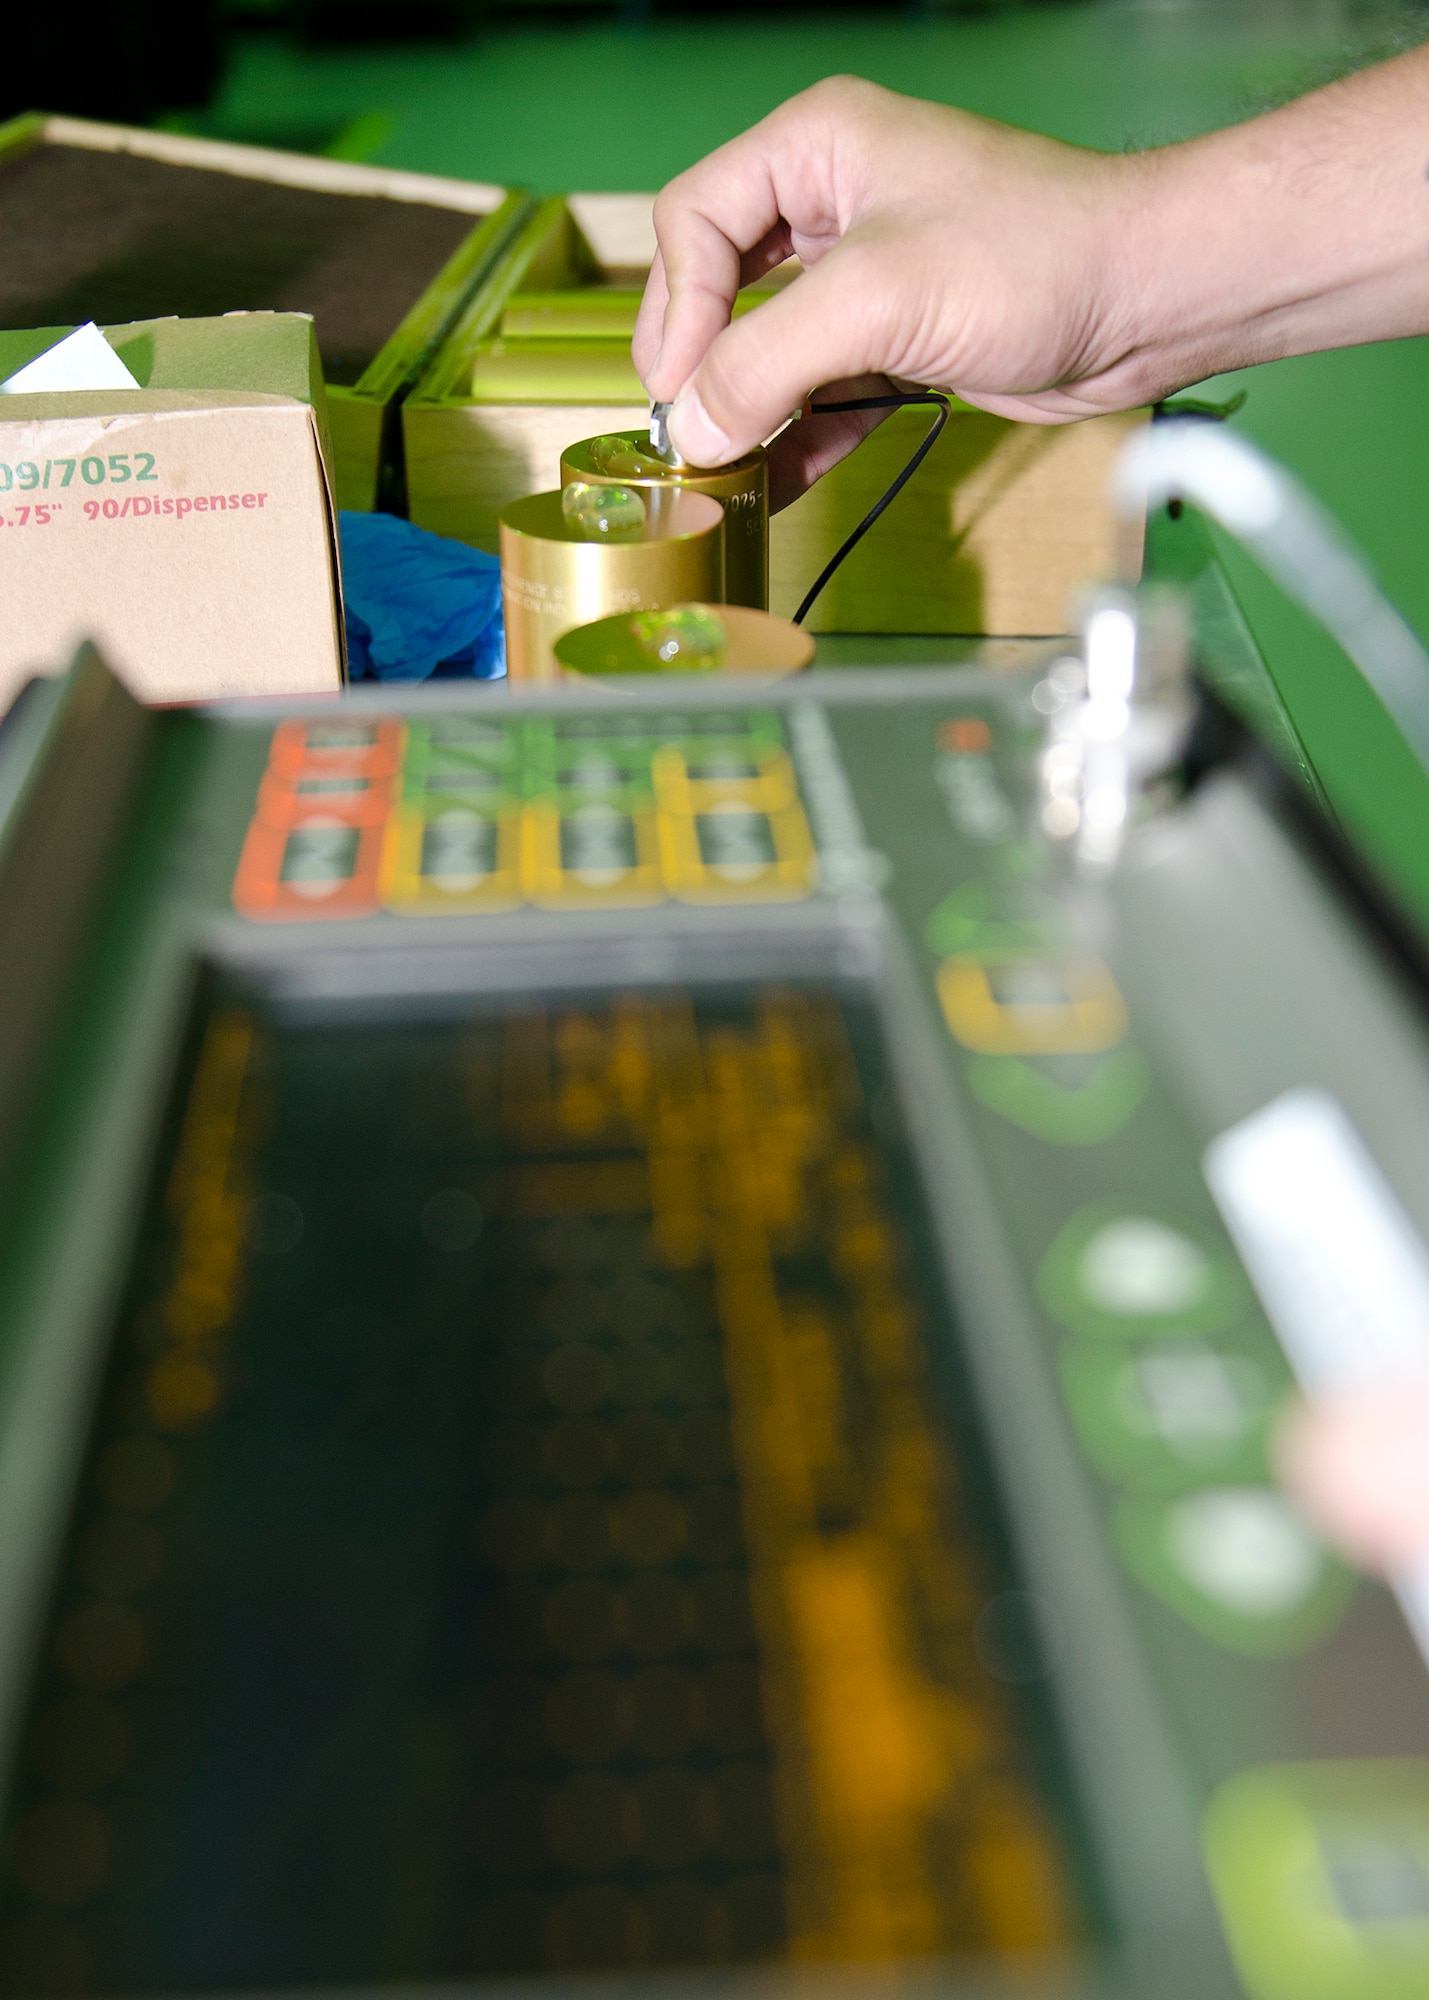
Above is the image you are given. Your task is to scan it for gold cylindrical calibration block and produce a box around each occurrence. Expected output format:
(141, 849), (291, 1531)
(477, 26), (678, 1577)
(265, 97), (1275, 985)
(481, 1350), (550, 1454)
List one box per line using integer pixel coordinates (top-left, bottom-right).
(561, 432), (768, 611)
(500, 487), (724, 683)
(555, 603), (814, 680)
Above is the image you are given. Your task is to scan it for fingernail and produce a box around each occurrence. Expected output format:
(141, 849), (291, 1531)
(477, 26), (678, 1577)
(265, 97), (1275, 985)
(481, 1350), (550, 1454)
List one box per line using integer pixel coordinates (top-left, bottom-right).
(669, 388), (732, 468)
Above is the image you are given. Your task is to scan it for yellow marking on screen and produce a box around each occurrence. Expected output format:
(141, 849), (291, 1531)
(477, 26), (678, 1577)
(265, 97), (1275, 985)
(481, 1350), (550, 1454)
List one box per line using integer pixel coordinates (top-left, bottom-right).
(491, 991), (1078, 1962)
(656, 799), (817, 904)
(705, 997), (1076, 1960)
(520, 799), (665, 909)
(379, 803), (522, 914)
(650, 743), (801, 816)
(484, 1159), (651, 1217)
(937, 954), (1129, 1055)
(159, 1015), (254, 1359)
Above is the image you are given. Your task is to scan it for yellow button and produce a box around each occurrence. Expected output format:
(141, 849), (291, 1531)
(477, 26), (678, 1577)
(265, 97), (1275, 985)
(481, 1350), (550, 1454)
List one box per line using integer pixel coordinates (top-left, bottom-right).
(937, 955), (1128, 1055)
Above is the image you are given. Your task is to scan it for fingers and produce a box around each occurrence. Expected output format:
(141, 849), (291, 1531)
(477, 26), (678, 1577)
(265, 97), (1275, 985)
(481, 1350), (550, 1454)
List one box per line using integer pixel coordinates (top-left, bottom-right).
(643, 83), (861, 408)
(765, 373), (894, 512)
(633, 229), (799, 394)
(642, 141), (787, 405)
(667, 235), (890, 466)
(1277, 1385), (1429, 1571)
(739, 221), (799, 287)
(639, 280), (891, 506)
(635, 79), (1145, 452)
(644, 199), (750, 406)
(632, 249), (668, 385)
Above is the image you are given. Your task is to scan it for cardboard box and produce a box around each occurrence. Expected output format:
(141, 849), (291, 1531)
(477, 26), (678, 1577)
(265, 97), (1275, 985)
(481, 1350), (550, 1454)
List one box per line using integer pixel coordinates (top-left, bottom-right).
(773, 403), (1146, 634)
(0, 113), (529, 514)
(404, 194), (1145, 635)
(0, 313), (345, 706)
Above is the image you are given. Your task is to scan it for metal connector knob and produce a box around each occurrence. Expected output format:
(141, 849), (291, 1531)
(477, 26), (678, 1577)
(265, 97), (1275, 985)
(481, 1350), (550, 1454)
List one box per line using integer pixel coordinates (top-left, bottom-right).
(649, 401), (686, 469)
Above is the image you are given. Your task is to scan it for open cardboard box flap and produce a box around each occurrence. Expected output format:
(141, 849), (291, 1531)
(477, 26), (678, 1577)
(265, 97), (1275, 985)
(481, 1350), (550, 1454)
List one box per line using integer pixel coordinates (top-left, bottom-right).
(0, 313), (345, 707)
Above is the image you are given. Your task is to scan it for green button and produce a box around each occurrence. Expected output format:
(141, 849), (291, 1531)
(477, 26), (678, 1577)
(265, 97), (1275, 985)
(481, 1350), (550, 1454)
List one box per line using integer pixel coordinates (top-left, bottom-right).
(403, 720), (518, 807)
(1039, 1205), (1248, 1339)
(1059, 1337), (1282, 1493)
(424, 717), (512, 749)
(1204, 1760), (1429, 1999)
(923, 878), (1063, 957)
(967, 1046), (1150, 1147)
(1115, 1486), (1354, 1656)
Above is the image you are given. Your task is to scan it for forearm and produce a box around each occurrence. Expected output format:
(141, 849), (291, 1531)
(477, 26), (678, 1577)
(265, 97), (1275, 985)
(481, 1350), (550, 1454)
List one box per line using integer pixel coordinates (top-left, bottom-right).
(1111, 46), (1429, 400)
(638, 54), (1429, 478)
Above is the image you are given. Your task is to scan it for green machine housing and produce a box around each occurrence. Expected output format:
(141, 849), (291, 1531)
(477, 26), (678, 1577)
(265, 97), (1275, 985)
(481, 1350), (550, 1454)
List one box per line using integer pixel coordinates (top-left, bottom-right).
(0, 562), (1422, 2000)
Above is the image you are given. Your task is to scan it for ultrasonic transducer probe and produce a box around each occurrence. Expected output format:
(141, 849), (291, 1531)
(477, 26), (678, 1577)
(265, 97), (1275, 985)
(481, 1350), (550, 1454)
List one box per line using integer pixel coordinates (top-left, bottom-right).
(649, 401), (686, 468)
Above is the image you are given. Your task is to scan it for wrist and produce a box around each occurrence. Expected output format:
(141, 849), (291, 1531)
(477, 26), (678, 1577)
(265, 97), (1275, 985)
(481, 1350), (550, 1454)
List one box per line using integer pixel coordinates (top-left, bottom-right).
(1118, 128), (1306, 389)
(1085, 139), (1277, 403)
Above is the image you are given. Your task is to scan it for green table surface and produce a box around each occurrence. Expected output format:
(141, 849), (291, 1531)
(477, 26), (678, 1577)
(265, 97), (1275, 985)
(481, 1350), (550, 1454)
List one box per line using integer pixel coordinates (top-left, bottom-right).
(198, 0), (1429, 913)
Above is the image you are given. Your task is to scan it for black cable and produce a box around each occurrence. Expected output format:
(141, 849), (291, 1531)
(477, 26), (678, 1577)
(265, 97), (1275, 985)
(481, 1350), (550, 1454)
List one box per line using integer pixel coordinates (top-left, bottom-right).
(790, 391), (952, 625)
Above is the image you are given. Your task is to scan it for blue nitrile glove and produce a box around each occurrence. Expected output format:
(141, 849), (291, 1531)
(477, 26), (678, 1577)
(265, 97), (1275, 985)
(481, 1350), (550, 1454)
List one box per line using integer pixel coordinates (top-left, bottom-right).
(339, 511), (505, 681)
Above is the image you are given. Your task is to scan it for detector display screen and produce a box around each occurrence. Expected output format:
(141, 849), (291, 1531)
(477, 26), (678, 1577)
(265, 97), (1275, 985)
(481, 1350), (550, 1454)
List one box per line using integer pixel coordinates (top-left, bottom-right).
(0, 981), (1093, 1994)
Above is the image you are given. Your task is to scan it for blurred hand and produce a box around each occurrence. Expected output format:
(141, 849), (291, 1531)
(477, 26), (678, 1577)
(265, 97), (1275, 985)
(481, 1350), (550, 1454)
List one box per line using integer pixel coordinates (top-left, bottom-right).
(635, 58), (1429, 501)
(1279, 1386), (1429, 1574)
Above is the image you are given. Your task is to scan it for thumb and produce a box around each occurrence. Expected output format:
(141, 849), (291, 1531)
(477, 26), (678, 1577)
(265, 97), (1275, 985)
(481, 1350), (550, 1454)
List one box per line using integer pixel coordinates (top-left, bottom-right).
(667, 236), (890, 467)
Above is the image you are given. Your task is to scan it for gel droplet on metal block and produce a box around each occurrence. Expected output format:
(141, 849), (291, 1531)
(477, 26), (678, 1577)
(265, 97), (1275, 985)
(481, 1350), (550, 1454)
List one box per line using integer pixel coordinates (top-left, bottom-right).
(561, 481), (646, 542)
(631, 605), (726, 670)
(588, 435), (667, 480)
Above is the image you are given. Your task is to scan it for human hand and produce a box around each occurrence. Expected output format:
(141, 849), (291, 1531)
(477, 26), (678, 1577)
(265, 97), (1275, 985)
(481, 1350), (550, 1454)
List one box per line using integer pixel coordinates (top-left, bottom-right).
(634, 77), (1154, 499)
(635, 56), (1429, 500)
